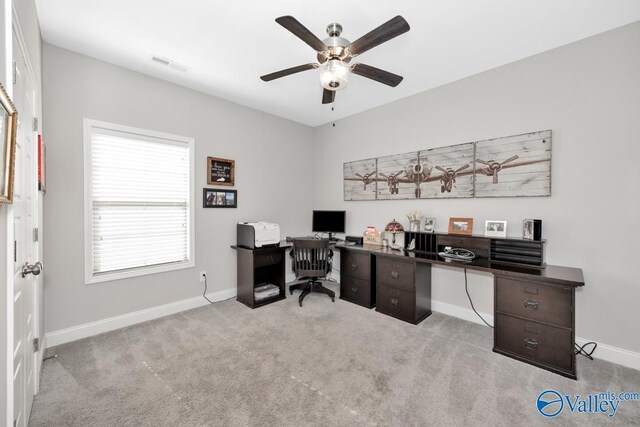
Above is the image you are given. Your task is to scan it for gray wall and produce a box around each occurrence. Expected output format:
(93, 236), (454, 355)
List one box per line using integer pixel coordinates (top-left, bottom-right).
(43, 44), (314, 332)
(313, 22), (640, 353)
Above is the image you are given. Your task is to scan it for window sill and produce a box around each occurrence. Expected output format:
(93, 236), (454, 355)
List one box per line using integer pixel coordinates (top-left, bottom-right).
(85, 259), (195, 285)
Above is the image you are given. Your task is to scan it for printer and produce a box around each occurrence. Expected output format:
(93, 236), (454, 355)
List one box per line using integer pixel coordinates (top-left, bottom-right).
(237, 222), (281, 249)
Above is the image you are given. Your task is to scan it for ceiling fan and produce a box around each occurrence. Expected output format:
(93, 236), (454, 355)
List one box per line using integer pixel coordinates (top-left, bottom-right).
(260, 15), (410, 104)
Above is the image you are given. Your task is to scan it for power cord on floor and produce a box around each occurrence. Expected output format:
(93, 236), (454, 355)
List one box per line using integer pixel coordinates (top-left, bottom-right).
(202, 274), (214, 304)
(464, 269), (494, 328)
(575, 342), (597, 360)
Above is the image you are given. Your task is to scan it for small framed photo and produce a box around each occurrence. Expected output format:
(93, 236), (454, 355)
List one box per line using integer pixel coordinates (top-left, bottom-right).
(424, 217), (436, 233)
(523, 219), (534, 240)
(484, 220), (507, 238)
(448, 217), (473, 236)
(203, 188), (237, 208)
(207, 156), (235, 186)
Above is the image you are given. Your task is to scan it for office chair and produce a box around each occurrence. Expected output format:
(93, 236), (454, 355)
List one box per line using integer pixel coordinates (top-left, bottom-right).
(289, 238), (335, 307)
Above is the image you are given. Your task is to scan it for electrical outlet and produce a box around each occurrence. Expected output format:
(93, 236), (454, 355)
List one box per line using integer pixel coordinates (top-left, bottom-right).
(199, 271), (207, 282)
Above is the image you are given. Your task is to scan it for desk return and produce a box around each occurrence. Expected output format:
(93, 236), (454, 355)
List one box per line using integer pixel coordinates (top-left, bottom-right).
(337, 232), (584, 379)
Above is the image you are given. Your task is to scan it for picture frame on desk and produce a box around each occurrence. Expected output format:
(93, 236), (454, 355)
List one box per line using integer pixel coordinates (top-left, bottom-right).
(203, 188), (237, 208)
(484, 220), (507, 238)
(448, 217), (473, 236)
(423, 217), (436, 233)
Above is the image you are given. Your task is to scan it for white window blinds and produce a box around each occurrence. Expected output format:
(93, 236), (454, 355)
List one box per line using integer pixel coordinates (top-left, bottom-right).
(85, 121), (193, 282)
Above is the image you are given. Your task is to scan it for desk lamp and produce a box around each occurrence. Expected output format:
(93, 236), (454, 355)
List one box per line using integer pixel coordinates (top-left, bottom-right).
(384, 219), (404, 244)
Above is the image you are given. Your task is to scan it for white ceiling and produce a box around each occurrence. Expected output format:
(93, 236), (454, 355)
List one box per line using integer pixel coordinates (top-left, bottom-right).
(36, 0), (640, 127)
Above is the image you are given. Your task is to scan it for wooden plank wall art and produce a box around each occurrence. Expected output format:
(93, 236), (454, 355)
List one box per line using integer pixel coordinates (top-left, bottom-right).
(344, 130), (551, 200)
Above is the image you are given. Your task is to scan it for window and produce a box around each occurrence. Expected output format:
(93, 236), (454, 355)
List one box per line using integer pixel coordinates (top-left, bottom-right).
(84, 119), (194, 284)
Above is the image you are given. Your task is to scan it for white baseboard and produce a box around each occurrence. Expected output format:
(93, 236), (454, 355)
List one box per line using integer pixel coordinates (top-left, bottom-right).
(45, 288), (236, 348)
(432, 299), (640, 372)
(432, 299), (495, 327)
(574, 337), (640, 371)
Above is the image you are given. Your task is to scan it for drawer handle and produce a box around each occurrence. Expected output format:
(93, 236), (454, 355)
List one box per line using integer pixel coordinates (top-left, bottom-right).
(351, 287), (358, 294)
(390, 298), (399, 308)
(391, 271), (399, 280)
(268, 256), (274, 262)
(351, 263), (358, 270)
(524, 299), (539, 311)
(524, 337), (538, 350)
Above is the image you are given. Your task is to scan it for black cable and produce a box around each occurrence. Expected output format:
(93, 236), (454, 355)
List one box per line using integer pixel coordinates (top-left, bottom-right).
(575, 342), (597, 360)
(464, 268), (493, 328)
(203, 274), (214, 304)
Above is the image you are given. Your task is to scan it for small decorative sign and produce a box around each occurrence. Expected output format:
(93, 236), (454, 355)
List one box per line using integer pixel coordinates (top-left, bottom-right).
(203, 188), (237, 208)
(207, 156), (234, 186)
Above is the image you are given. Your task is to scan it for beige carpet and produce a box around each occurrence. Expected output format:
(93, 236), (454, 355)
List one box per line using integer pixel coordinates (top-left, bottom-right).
(30, 283), (640, 426)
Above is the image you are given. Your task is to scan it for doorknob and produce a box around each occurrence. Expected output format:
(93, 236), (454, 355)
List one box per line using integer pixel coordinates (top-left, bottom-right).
(22, 261), (43, 278)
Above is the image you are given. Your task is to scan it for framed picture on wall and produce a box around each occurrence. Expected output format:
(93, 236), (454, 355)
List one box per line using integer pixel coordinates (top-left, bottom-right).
(0, 82), (18, 204)
(203, 188), (237, 208)
(207, 156), (235, 186)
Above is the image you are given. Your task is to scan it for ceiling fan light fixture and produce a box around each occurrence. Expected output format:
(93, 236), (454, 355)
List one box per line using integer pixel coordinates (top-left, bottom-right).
(319, 59), (350, 91)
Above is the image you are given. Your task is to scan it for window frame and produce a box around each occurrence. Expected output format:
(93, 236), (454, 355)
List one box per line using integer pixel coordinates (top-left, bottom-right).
(83, 119), (195, 285)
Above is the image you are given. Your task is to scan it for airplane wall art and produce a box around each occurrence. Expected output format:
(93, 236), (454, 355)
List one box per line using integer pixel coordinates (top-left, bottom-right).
(343, 130), (551, 200)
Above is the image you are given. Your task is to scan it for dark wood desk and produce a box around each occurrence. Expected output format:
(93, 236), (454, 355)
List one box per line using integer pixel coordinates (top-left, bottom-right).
(336, 241), (584, 379)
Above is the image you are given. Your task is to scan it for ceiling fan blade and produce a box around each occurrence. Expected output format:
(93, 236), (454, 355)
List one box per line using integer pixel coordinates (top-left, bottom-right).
(347, 15), (410, 57)
(351, 63), (403, 87)
(322, 89), (335, 104)
(260, 63), (318, 82)
(275, 16), (327, 53)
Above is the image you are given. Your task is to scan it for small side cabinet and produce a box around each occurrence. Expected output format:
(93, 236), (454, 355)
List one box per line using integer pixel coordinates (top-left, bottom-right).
(232, 245), (287, 308)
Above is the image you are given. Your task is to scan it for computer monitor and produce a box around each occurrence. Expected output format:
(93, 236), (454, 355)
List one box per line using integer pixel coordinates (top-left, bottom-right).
(312, 210), (345, 239)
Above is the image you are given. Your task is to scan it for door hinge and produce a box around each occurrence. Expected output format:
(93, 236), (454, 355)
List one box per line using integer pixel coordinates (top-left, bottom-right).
(33, 117), (38, 132)
(12, 60), (16, 84)
(33, 227), (39, 242)
(33, 338), (40, 352)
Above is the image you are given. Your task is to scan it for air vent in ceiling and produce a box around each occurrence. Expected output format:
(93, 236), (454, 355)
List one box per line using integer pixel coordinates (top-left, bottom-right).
(151, 55), (188, 72)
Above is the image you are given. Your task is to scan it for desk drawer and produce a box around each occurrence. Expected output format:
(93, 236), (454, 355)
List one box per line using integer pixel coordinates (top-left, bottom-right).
(341, 252), (370, 280)
(376, 284), (415, 322)
(495, 277), (572, 328)
(340, 275), (371, 307)
(377, 257), (415, 290)
(495, 314), (573, 372)
(254, 252), (283, 268)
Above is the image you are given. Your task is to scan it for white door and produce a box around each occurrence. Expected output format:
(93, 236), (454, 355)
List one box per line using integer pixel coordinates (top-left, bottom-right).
(11, 33), (40, 427)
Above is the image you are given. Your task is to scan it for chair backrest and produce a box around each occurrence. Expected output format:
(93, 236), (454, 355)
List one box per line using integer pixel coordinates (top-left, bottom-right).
(292, 238), (331, 278)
